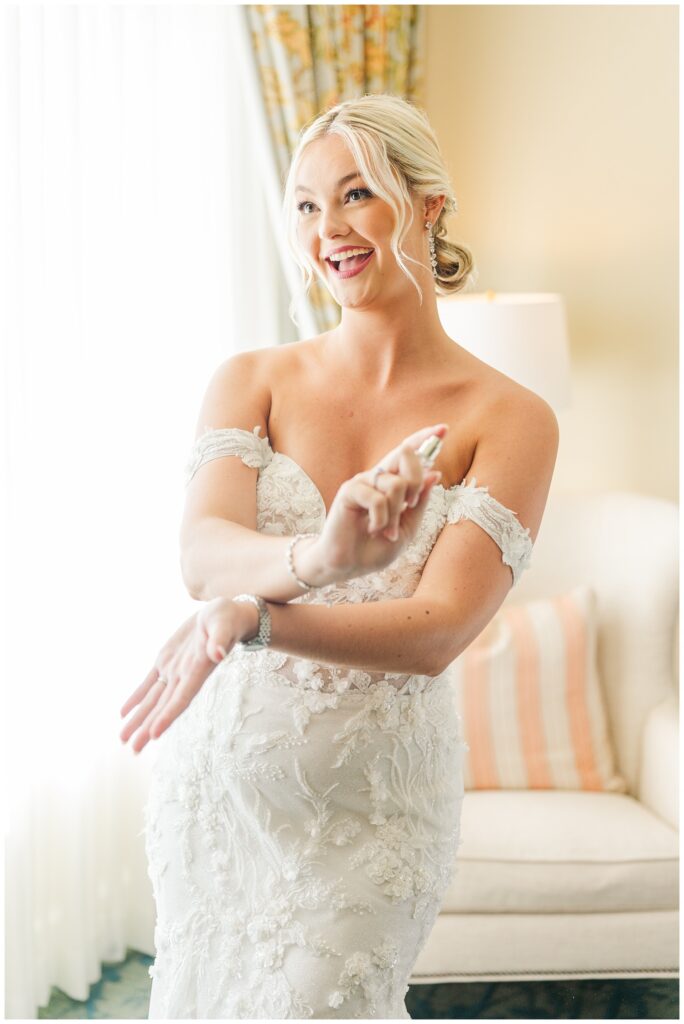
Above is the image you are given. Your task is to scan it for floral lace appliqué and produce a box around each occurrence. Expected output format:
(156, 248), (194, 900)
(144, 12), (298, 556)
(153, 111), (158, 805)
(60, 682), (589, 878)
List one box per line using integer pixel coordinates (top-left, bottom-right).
(445, 476), (533, 584)
(143, 428), (502, 1018)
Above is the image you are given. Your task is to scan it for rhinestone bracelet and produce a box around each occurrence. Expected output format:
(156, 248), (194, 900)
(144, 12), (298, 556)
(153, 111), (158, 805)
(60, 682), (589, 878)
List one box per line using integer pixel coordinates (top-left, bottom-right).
(286, 533), (320, 591)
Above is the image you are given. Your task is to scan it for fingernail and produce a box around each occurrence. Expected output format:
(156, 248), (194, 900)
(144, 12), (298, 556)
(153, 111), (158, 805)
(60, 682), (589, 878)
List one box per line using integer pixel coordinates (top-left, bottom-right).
(217, 645), (228, 659)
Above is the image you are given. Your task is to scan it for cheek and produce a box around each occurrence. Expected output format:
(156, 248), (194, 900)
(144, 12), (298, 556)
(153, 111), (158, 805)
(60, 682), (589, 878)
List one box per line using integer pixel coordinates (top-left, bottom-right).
(295, 225), (316, 262)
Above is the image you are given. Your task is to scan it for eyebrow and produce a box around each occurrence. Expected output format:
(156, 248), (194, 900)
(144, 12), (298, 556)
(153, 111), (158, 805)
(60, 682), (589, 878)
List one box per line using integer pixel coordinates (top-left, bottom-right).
(295, 172), (364, 195)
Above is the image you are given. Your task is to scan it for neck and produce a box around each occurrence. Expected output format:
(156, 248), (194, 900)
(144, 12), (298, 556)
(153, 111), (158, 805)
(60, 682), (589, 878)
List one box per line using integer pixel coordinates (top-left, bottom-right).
(326, 296), (457, 391)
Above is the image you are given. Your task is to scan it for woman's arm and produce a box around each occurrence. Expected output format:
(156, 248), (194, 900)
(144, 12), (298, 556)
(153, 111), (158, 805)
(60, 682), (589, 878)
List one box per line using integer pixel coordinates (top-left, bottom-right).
(180, 353), (334, 602)
(184, 520), (338, 602)
(120, 590), (452, 754)
(180, 353), (445, 603)
(121, 591), (455, 754)
(244, 595), (455, 677)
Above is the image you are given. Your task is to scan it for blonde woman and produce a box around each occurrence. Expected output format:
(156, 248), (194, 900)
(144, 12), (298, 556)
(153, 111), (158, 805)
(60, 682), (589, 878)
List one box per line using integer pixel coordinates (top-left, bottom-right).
(120, 94), (558, 1019)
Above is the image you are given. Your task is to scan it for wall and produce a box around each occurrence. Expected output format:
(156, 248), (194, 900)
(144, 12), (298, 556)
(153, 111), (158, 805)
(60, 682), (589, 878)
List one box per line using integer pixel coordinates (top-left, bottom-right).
(423, 4), (678, 501)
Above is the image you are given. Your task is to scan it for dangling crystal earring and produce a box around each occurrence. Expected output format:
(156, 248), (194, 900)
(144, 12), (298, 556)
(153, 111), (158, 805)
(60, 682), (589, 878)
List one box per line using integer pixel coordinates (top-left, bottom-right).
(425, 221), (438, 277)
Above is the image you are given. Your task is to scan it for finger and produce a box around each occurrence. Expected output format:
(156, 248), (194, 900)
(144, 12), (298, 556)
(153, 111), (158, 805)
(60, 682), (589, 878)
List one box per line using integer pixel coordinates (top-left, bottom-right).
(120, 678), (167, 743)
(146, 658), (213, 741)
(204, 626), (230, 665)
(378, 423), (448, 474)
(399, 471), (442, 529)
(194, 621), (210, 662)
(194, 610), (230, 666)
(120, 667), (163, 718)
(141, 646), (196, 743)
(129, 641), (193, 747)
(364, 445), (422, 538)
(144, 686), (192, 745)
(397, 444), (425, 510)
(376, 472), (408, 541)
(135, 681), (177, 749)
(340, 478), (392, 533)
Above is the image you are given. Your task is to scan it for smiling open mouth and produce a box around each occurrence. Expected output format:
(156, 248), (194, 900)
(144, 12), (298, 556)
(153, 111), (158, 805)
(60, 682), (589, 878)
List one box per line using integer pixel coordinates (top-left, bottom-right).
(326, 250), (375, 278)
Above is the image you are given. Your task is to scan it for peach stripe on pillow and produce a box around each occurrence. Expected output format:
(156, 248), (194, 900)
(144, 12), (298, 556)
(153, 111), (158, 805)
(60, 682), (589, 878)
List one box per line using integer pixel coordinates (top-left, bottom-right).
(530, 601), (577, 788)
(507, 605), (553, 788)
(556, 592), (603, 790)
(462, 640), (499, 788)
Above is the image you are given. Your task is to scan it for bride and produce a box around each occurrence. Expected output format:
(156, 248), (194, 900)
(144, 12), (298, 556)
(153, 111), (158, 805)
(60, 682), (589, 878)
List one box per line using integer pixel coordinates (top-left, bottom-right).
(120, 94), (558, 1019)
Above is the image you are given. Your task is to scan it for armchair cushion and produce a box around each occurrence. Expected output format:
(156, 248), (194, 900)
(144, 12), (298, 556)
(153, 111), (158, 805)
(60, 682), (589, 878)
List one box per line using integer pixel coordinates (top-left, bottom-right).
(638, 695), (679, 830)
(451, 585), (627, 792)
(443, 790), (678, 914)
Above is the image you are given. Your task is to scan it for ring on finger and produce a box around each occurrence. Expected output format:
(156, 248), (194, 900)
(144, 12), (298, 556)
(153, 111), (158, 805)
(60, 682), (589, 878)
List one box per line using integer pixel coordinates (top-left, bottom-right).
(371, 465), (388, 489)
(157, 675), (168, 687)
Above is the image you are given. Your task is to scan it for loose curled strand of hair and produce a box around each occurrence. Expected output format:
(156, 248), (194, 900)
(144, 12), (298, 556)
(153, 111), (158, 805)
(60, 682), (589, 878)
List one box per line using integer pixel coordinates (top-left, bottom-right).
(432, 219), (476, 295)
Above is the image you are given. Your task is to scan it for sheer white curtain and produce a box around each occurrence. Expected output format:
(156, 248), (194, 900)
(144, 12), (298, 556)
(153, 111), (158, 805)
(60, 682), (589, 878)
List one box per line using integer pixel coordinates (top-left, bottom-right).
(2, 5), (297, 1017)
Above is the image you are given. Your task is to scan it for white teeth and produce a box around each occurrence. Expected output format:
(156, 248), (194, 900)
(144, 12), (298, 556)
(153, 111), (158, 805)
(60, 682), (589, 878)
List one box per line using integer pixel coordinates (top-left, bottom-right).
(328, 248), (373, 263)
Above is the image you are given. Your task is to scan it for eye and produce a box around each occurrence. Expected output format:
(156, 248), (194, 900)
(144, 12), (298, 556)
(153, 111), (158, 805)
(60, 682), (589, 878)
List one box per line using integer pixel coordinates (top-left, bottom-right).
(296, 187), (371, 215)
(346, 188), (372, 202)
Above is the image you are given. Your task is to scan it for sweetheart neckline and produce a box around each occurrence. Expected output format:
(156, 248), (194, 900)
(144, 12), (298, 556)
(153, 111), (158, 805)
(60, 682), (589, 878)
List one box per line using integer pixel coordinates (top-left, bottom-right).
(190, 427), (530, 583)
(195, 425), (485, 521)
(270, 449), (467, 521)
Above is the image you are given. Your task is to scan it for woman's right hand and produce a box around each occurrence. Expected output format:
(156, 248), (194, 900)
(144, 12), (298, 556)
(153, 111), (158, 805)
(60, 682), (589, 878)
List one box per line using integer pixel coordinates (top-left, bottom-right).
(308, 423), (448, 581)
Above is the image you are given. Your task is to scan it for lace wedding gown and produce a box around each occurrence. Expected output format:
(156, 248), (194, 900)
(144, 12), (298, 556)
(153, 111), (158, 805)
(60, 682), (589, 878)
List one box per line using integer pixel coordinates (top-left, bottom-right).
(144, 426), (533, 1019)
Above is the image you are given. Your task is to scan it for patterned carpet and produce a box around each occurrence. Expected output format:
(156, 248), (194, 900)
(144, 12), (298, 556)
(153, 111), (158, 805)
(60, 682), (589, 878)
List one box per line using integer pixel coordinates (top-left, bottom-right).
(37, 949), (679, 1019)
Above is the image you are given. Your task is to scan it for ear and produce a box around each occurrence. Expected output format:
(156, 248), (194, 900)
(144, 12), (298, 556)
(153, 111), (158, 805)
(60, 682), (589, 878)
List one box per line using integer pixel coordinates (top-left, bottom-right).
(424, 194), (446, 225)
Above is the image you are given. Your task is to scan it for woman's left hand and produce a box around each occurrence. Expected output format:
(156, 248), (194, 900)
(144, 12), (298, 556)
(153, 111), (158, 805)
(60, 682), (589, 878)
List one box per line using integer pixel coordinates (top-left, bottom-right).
(119, 597), (258, 754)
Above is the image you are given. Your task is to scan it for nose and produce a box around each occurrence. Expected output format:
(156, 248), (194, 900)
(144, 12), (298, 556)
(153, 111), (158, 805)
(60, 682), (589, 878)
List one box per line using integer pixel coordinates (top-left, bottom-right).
(317, 204), (350, 245)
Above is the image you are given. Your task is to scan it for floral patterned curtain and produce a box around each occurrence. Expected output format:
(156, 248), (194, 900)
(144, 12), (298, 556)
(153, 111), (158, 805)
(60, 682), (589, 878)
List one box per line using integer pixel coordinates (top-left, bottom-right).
(242, 5), (426, 334)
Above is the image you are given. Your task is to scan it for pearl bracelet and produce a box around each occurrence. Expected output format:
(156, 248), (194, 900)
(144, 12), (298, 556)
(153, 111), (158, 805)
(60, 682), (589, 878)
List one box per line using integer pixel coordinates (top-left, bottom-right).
(286, 533), (320, 591)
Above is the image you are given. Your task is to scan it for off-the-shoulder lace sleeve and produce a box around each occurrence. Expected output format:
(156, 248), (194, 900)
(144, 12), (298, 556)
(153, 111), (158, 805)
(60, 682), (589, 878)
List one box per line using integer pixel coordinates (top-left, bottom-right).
(185, 425), (273, 486)
(444, 477), (533, 585)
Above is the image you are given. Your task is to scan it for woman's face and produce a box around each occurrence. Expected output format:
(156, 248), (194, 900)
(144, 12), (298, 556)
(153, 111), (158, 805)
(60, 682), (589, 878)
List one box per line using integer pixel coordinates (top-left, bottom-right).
(294, 134), (432, 311)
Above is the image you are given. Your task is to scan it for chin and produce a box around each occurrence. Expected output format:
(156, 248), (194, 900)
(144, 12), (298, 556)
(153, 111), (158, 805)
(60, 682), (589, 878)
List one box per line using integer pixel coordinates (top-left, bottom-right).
(337, 291), (376, 310)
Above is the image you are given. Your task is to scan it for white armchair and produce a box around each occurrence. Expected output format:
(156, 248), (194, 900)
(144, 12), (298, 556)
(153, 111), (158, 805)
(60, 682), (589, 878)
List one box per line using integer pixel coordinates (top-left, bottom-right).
(413, 490), (679, 982)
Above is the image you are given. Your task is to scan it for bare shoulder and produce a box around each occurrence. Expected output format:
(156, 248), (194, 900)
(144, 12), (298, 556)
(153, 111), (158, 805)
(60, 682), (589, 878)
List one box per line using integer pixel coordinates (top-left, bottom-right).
(192, 346), (280, 442)
(200, 342), (307, 414)
(462, 370), (559, 542)
(210, 343), (285, 383)
(483, 375), (559, 453)
(196, 336), (328, 438)
(218, 337), (324, 381)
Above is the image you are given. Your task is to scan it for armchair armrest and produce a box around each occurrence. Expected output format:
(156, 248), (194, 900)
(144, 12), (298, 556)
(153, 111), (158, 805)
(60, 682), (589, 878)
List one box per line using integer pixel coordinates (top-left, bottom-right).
(637, 694), (679, 830)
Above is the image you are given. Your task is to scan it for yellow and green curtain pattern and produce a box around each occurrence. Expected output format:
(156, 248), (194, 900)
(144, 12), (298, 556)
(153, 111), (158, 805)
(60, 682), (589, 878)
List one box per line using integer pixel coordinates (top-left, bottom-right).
(244, 5), (426, 332)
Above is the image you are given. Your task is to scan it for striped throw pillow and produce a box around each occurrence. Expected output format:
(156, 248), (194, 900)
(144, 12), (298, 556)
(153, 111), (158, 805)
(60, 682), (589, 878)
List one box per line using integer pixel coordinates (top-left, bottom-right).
(451, 585), (627, 792)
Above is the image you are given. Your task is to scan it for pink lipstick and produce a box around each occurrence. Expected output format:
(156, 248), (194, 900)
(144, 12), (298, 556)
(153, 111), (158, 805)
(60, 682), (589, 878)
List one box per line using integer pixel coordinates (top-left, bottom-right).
(326, 250), (375, 279)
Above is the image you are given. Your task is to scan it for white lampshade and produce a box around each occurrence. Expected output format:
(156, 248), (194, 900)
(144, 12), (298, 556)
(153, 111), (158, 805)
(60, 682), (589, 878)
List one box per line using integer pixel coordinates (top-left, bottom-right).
(437, 292), (572, 412)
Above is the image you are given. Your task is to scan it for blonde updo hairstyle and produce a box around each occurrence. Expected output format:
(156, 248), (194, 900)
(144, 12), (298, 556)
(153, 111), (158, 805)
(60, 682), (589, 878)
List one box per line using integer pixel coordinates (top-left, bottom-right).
(283, 93), (475, 321)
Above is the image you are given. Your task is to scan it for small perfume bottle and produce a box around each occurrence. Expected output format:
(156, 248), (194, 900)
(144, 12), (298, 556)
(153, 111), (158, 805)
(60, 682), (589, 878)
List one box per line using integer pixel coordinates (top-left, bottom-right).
(415, 434), (443, 468)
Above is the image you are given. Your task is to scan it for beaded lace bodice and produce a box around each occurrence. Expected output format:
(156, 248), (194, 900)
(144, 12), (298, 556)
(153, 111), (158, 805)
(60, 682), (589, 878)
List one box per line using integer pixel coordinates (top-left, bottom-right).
(184, 425), (533, 697)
